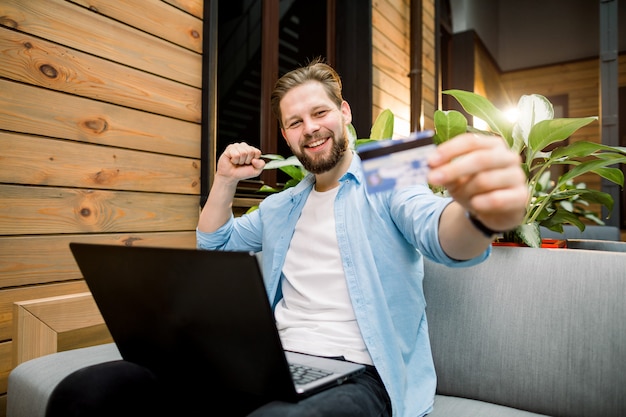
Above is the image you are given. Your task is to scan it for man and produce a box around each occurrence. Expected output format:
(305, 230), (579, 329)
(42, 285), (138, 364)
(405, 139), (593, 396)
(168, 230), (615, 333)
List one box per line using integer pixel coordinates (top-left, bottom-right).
(46, 59), (527, 417)
(196, 58), (528, 416)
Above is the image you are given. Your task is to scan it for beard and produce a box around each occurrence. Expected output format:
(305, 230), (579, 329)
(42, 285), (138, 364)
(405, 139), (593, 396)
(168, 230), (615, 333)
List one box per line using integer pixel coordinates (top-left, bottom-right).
(291, 128), (348, 174)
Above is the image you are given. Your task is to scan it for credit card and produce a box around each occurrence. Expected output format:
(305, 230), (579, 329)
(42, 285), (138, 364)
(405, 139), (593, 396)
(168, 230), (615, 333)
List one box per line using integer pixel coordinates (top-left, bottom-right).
(357, 130), (435, 194)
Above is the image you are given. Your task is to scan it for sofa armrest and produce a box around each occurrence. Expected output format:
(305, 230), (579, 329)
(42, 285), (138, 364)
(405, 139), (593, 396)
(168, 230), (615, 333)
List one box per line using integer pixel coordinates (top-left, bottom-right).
(539, 225), (621, 241)
(13, 292), (112, 366)
(7, 343), (121, 417)
(565, 238), (626, 252)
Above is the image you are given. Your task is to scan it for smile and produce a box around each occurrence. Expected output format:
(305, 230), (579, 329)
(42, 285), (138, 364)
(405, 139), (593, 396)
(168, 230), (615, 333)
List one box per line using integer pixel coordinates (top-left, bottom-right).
(305, 137), (329, 149)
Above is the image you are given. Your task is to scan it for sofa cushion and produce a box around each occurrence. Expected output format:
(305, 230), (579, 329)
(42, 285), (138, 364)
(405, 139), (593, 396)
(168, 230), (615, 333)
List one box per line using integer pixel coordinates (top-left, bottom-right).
(424, 246), (626, 417)
(428, 395), (549, 416)
(7, 343), (121, 417)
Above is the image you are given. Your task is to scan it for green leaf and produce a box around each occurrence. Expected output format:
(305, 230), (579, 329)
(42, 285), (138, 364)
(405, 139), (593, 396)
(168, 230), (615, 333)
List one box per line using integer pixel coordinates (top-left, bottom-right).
(535, 171), (552, 192)
(257, 184), (281, 193)
(355, 138), (377, 148)
(592, 167), (624, 186)
(571, 189), (614, 210)
(529, 199), (554, 222)
(559, 159), (626, 186)
(347, 123), (358, 149)
(261, 154), (306, 182)
(549, 188), (614, 210)
(540, 209), (586, 231)
(443, 90), (513, 145)
(283, 178), (302, 189)
(433, 110), (467, 144)
(263, 155), (302, 169)
(370, 109), (395, 140)
(551, 140), (623, 159)
(583, 212), (605, 225)
(516, 222), (541, 248)
(527, 117), (597, 151)
(279, 164), (306, 181)
(261, 154), (286, 161)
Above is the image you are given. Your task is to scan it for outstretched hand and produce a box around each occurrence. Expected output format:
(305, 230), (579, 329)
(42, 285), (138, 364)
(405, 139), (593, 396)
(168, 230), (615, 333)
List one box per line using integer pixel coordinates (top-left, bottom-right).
(427, 133), (529, 233)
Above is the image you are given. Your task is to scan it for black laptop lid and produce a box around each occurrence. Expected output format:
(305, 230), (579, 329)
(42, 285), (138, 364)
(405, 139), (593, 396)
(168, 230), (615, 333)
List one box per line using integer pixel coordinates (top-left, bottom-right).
(69, 243), (297, 400)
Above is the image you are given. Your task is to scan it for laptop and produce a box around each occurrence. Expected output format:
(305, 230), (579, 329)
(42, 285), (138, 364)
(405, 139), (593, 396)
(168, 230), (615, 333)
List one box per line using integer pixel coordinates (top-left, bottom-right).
(69, 242), (366, 402)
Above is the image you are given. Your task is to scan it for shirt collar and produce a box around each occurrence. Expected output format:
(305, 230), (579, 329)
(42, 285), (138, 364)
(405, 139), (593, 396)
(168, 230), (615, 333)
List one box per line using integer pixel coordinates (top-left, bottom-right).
(340, 151), (364, 184)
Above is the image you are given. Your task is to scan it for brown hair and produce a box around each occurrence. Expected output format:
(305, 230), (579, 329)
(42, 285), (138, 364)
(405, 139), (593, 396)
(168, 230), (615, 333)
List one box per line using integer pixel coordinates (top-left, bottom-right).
(270, 57), (344, 127)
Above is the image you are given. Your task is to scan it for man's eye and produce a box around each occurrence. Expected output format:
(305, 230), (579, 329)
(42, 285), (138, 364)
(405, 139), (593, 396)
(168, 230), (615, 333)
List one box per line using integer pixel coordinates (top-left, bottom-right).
(315, 110), (328, 117)
(288, 121), (301, 128)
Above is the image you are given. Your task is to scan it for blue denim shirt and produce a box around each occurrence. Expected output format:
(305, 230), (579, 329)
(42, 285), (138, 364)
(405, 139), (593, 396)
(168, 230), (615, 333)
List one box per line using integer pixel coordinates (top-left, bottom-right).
(197, 153), (489, 417)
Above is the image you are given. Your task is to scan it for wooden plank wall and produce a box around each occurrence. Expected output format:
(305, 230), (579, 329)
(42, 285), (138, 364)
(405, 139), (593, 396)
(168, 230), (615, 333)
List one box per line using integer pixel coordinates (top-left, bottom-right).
(473, 40), (514, 110)
(372, 0), (411, 137)
(420, 0), (437, 131)
(0, 0), (203, 413)
(372, 0), (437, 137)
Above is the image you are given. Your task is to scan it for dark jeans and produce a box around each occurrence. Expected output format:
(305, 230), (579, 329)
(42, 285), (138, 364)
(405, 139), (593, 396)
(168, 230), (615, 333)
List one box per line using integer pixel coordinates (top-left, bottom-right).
(46, 359), (391, 417)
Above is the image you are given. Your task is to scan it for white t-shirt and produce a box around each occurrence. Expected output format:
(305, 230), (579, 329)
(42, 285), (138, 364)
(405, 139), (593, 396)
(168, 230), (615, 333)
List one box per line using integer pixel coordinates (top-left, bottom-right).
(275, 186), (373, 365)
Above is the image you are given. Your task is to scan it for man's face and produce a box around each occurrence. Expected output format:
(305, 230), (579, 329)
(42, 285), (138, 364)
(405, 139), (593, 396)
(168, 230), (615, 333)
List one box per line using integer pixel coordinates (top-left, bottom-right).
(279, 82), (352, 174)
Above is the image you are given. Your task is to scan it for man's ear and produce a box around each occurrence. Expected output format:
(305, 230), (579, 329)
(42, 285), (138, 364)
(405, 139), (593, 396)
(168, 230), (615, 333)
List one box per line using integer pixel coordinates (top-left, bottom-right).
(280, 128), (287, 141)
(341, 101), (352, 125)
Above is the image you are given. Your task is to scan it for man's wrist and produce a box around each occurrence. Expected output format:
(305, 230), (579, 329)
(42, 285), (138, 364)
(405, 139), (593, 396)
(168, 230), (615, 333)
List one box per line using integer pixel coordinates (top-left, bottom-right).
(466, 212), (501, 238)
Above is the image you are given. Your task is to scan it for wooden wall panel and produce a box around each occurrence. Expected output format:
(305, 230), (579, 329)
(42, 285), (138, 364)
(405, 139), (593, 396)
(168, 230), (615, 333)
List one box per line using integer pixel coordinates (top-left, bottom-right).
(0, 343), (13, 393)
(0, 185), (198, 235)
(0, 0), (204, 411)
(1, 133), (199, 193)
(68, 0), (203, 53)
(0, 80), (200, 158)
(0, 233), (196, 288)
(421, 0), (437, 130)
(163, 0), (203, 18)
(371, 0), (437, 134)
(0, 0), (201, 87)
(0, 29), (201, 122)
(474, 41), (513, 110)
(372, 0), (411, 137)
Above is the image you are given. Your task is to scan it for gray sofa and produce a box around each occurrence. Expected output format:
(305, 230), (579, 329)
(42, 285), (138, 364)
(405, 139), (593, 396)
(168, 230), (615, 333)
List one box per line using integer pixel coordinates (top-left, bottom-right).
(7, 246), (626, 417)
(539, 224), (621, 241)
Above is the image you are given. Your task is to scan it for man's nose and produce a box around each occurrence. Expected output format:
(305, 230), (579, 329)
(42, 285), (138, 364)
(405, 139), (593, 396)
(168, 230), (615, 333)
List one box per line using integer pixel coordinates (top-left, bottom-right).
(302, 117), (320, 135)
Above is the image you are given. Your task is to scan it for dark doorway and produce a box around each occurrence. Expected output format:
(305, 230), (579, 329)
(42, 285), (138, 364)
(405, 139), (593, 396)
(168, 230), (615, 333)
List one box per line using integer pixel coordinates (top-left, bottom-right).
(217, 0), (329, 164)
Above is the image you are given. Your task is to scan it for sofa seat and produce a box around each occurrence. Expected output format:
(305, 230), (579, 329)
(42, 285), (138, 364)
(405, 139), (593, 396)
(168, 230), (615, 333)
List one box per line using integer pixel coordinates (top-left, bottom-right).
(7, 343), (550, 417)
(430, 395), (549, 416)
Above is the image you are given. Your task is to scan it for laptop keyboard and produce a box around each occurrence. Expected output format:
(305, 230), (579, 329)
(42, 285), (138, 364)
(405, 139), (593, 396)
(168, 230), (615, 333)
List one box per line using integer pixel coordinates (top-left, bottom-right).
(289, 363), (333, 385)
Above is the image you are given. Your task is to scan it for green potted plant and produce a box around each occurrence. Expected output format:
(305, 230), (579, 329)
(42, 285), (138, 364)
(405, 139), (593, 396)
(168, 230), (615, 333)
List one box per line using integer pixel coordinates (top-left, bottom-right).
(433, 90), (626, 247)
